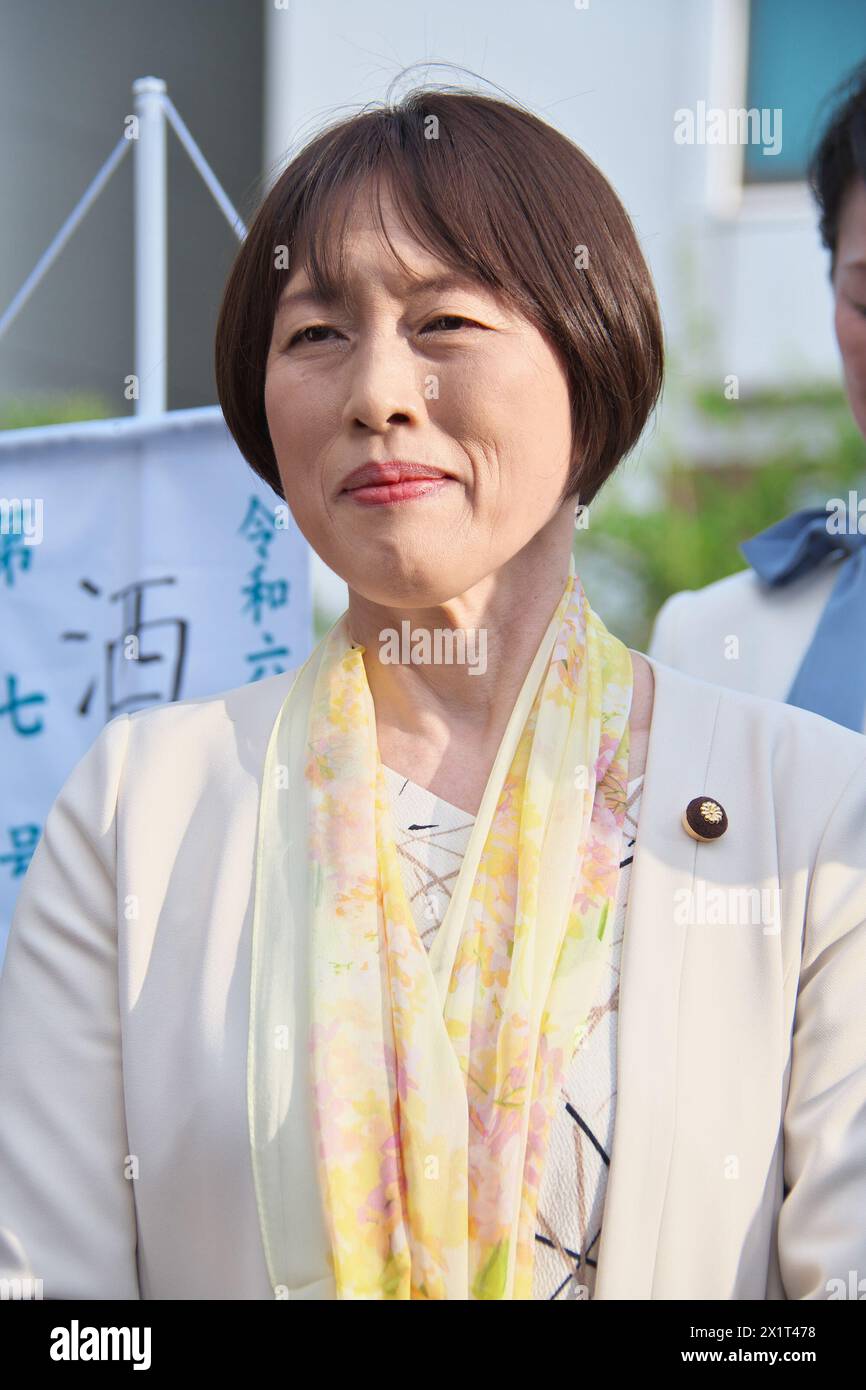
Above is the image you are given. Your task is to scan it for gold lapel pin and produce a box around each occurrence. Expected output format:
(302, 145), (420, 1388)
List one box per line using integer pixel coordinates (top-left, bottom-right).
(682, 796), (728, 842)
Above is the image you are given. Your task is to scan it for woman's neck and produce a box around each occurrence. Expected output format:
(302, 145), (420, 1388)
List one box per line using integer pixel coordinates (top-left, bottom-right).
(346, 551), (572, 811)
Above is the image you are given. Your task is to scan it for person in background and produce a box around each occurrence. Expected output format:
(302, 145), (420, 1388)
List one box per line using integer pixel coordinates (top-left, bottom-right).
(650, 61), (866, 735)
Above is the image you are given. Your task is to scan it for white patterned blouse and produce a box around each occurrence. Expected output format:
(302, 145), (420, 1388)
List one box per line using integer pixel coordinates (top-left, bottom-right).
(382, 763), (643, 1300)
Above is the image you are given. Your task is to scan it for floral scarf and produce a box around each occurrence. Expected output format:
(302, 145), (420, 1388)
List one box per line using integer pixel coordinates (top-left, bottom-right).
(247, 553), (632, 1299)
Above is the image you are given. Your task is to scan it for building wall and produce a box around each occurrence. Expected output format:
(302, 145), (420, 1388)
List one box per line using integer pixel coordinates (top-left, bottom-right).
(263, 0), (845, 398)
(262, 0), (856, 617)
(0, 0), (263, 414)
(1, 1), (850, 418)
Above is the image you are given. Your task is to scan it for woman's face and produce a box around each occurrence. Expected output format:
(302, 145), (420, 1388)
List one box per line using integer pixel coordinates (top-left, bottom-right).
(833, 176), (866, 440)
(263, 184), (575, 606)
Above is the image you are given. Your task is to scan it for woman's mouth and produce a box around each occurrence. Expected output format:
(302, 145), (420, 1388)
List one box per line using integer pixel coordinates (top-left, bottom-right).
(344, 477), (454, 506)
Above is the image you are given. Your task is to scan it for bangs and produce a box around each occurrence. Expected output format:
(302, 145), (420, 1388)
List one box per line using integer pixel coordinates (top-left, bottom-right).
(216, 87), (664, 508)
(277, 123), (538, 324)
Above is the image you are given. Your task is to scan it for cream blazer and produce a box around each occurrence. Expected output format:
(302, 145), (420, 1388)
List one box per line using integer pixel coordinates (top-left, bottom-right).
(1, 654), (866, 1301)
(648, 558), (866, 732)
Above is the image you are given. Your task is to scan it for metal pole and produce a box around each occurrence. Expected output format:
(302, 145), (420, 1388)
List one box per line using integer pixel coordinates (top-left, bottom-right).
(162, 97), (247, 240)
(132, 77), (167, 417)
(0, 137), (130, 345)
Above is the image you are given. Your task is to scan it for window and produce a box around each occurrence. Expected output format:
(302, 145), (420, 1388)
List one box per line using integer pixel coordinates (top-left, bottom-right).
(745, 0), (866, 184)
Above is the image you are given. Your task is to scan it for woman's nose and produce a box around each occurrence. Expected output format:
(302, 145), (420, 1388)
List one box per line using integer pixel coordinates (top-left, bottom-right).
(341, 334), (424, 432)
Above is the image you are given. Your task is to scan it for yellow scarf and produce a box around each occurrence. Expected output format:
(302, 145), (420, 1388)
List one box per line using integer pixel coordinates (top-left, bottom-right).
(248, 553), (632, 1298)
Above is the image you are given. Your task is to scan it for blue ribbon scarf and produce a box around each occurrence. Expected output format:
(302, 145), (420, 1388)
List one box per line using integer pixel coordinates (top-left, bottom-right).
(740, 504), (866, 733)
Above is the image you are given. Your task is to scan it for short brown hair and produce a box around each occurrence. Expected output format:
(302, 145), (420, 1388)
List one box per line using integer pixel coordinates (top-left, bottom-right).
(215, 86), (664, 508)
(808, 59), (866, 277)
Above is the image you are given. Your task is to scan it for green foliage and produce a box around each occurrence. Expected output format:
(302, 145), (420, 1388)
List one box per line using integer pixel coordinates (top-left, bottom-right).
(0, 392), (116, 429)
(692, 381), (849, 419)
(581, 385), (866, 651)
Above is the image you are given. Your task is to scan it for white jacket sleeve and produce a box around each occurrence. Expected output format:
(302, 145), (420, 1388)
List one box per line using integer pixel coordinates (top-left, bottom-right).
(777, 748), (866, 1299)
(0, 713), (139, 1299)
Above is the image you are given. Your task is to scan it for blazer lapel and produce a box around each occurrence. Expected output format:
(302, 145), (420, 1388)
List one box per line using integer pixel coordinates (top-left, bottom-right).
(593, 655), (721, 1299)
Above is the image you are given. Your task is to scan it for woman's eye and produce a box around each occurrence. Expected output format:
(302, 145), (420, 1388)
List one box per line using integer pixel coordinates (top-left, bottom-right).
(288, 325), (337, 346)
(421, 315), (476, 333)
(286, 316), (479, 347)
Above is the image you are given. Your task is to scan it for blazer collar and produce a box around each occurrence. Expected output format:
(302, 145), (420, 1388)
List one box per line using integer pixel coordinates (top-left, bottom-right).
(593, 654), (722, 1299)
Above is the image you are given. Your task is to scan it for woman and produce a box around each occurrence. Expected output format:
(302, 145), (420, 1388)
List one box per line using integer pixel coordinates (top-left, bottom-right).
(1, 88), (865, 1302)
(650, 60), (866, 734)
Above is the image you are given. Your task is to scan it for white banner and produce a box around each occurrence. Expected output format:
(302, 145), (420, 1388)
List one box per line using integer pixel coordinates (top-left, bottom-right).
(0, 406), (312, 956)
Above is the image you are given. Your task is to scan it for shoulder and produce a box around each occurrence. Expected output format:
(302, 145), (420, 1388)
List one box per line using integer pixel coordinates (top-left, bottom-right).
(66, 667), (303, 815)
(651, 569), (763, 639)
(652, 559), (843, 636)
(648, 562), (847, 697)
(643, 651), (866, 820)
(645, 645), (865, 748)
(123, 666), (301, 755)
(648, 574), (753, 665)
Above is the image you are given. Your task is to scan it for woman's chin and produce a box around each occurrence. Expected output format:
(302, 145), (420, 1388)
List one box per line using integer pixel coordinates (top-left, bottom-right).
(343, 563), (468, 609)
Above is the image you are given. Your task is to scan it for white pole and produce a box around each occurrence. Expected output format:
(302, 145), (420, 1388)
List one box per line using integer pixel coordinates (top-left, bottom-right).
(0, 137), (130, 345)
(162, 97), (247, 240)
(132, 77), (167, 417)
